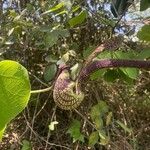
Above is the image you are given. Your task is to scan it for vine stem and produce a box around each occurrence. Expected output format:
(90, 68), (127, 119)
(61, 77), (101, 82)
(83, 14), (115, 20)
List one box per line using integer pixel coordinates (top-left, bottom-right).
(30, 86), (52, 94)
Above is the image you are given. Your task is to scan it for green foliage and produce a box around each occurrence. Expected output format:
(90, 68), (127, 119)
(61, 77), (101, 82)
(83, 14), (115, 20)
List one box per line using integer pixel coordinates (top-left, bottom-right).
(136, 48), (150, 59)
(68, 10), (87, 27)
(104, 69), (119, 82)
(21, 139), (32, 150)
(140, 0), (150, 11)
(89, 101), (111, 146)
(45, 28), (70, 48)
(42, 2), (65, 15)
(137, 25), (150, 41)
(88, 131), (99, 147)
(67, 119), (84, 143)
(0, 60), (31, 140)
(43, 64), (57, 82)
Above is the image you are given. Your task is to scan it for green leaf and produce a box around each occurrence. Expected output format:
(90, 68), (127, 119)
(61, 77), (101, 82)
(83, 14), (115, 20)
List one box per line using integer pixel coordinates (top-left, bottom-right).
(99, 129), (107, 140)
(137, 25), (150, 41)
(72, 5), (80, 12)
(98, 101), (109, 115)
(90, 69), (106, 80)
(42, 2), (64, 15)
(94, 117), (104, 129)
(45, 33), (58, 47)
(58, 29), (70, 37)
(69, 10), (87, 27)
(113, 51), (136, 59)
(55, 10), (68, 16)
(45, 55), (58, 63)
(104, 69), (119, 82)
(67, 119), (84, 143)
(0, 60), (31, 140)
(43, 64), (57, 82)
(112, 51), (139, 79)
(120, 68), (139, 79)
(136, 48), (150, 59)
(90, 101), (109, 130)
(90, 101), (109, 121)
(44, 29), (70, 47)
(116, 120), (132, 133)
(88, 131), (99, 147)
(118, 69), (134, 84)
(21, 139), (32, 150)
(97, 51), (112, 59)
(140, 0), (150, 11)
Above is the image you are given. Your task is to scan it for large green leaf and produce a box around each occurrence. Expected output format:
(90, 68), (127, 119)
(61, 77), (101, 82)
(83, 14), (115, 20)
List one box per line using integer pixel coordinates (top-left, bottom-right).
(0, 60), (31, 140)
(137, 25), (150, 41)
(140, 0), (150, 11)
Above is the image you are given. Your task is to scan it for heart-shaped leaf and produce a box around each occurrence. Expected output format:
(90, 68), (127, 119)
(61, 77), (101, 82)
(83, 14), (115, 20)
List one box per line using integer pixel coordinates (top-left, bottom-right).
(0, 60), (31, 140)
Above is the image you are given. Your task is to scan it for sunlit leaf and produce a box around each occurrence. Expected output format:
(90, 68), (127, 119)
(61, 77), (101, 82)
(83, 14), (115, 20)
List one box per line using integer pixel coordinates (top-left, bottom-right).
(42, 2), (64, 15)
(0, 60), (31, 140)
(99, 129), (107, 140)
(55, 10), (68, 16)
(69, 10), (87, 27)
(120, 68), (139, 79)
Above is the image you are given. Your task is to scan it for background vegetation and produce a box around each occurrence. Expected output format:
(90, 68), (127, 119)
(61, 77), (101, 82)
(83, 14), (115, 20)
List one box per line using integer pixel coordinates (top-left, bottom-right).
(0, 0), (150, 149)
